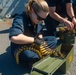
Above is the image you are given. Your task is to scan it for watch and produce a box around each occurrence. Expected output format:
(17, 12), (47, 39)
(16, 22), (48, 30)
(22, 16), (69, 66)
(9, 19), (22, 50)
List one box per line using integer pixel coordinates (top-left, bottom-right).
(72, 16), (75, 19)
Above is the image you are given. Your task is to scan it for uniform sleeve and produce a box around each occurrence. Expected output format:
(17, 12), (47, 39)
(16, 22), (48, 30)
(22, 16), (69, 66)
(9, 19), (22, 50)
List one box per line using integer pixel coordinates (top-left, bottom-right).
(45, 0), (56, 7)
(65, 0), (73, 3)
(9, 15), (25, 38)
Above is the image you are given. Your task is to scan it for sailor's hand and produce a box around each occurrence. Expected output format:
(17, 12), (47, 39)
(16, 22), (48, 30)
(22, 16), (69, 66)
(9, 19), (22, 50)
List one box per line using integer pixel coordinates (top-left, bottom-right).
(64, 19), (74, 30)
(72, 17), (76, 29)
(34, 33), (44, 45)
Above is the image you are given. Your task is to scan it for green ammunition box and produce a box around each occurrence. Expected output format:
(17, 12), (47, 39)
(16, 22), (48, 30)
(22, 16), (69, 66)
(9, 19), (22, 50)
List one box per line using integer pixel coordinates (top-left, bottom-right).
(58, 44), (74, 73)
(59, 31), (75, 44)
(30, 44), (74, 75)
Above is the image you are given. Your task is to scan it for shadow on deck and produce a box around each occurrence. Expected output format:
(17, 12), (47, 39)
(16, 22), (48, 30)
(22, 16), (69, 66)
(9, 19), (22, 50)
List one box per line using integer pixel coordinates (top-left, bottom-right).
(0, 46), (31, 75)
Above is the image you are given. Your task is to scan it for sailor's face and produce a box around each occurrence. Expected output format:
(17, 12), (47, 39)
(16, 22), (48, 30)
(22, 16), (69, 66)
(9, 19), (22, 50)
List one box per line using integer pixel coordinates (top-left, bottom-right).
(31, 9), (49, 24)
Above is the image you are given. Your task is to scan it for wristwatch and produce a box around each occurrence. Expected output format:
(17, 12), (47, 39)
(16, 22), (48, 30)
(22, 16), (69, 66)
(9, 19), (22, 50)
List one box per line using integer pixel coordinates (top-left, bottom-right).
(72, 16), (75, 19)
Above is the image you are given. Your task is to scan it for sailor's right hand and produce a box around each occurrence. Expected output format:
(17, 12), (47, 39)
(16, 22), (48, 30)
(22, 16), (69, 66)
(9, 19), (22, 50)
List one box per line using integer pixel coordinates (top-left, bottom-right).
(34, 33), (44, 45)
(64, 19), (74, 30)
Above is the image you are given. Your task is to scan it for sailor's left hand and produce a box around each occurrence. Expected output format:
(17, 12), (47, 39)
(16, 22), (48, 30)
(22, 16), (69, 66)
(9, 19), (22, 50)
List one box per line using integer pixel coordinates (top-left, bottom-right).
(72, 17), (76, 29)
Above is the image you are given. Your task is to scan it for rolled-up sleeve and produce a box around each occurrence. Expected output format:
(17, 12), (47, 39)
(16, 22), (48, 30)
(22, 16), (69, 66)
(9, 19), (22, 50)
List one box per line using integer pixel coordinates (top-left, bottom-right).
(9, 15), (24, 38)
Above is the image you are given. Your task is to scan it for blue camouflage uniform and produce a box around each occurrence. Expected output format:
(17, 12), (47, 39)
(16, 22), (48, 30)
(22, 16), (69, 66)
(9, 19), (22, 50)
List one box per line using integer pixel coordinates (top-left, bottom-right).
(9, 11), (57, 65)
(9, 11), (40, 64)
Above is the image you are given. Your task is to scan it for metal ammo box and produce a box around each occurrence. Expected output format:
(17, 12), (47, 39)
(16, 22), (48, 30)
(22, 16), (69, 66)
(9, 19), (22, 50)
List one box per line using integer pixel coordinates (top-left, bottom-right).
(30, 44), (74, 75)
(59, 28), (75, 44)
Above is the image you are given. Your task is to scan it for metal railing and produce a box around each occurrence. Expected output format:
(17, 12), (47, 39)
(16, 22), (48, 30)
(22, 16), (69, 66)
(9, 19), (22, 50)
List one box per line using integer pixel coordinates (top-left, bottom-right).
(0, 0), (11, 9)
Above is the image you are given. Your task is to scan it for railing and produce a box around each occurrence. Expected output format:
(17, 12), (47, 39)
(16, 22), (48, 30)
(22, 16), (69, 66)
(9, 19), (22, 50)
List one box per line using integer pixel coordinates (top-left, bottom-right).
(0, 0), (11, 9)
(0, 0), (13, 17)
(0, 0), (28, 18)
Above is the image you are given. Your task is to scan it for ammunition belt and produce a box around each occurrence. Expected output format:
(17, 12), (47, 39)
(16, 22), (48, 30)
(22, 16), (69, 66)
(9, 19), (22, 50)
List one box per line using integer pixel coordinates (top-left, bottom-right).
(15, 43), (52, 64)
(15, 43), (65, 64)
